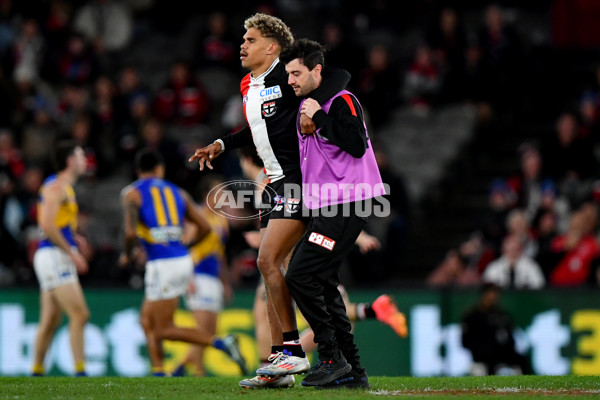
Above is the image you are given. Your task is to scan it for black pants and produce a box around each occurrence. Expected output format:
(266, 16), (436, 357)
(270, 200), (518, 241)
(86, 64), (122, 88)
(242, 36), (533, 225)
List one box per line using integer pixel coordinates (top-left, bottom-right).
(285, 203), (366, 365)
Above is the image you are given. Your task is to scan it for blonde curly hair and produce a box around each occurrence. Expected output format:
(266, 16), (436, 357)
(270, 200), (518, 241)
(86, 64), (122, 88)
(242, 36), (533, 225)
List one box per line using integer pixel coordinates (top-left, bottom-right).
(244, 13), (294, 53)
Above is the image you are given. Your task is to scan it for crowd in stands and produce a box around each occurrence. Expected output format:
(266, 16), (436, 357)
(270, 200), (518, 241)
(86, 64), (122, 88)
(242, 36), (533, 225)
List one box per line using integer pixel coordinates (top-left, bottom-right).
(0, 0), (598, 289)
(428, 70), (600, 289)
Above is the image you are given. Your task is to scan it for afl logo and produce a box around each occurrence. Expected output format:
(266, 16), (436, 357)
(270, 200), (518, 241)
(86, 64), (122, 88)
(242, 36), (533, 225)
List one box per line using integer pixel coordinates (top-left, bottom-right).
(243, 95), (248, 104)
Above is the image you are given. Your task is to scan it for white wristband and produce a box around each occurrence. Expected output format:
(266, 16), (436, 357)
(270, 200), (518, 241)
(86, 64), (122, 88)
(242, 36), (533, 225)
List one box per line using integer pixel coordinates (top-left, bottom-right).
(214, 139), (225, 153)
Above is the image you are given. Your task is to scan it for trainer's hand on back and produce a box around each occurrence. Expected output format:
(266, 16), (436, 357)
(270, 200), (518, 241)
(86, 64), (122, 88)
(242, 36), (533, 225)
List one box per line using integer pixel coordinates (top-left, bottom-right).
(188, 142), (222, 171)
(300, 113), (316, 135)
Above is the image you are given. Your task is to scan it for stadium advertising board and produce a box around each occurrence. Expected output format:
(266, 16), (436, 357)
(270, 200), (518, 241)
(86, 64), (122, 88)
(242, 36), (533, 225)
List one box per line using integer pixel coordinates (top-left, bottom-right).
(0, 289), (598, 376)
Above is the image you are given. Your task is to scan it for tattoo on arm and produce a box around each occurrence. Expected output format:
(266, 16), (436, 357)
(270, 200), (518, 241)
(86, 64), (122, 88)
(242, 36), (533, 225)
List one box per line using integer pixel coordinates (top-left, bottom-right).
(124, 201), (139, 259)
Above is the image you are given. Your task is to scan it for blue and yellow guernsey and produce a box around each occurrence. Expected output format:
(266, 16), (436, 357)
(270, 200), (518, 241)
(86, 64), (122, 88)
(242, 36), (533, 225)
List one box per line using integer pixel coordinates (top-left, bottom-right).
(131, 178), (188, 261)
(188, 206), (228, 278)
(37, 175), (78, 248)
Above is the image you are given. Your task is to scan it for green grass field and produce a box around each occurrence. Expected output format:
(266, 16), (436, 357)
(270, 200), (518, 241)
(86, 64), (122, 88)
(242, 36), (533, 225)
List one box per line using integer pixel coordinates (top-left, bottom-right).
(1, 376), (599, 399)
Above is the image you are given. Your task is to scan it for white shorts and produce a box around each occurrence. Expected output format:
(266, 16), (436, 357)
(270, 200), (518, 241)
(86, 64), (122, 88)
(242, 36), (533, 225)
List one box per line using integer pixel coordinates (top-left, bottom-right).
(33, 247), (79, 291)
(144, 255), (193, 301)
(185, 274), (224, 313)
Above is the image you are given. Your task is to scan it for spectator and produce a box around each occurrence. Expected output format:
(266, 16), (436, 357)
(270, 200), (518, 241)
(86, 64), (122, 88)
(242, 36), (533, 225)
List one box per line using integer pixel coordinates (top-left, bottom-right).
(195, 12), (237, 72)
(357, 44), (399, 127)
(482, 234), (545, 289)
(21, 99), (58, 168)
(477, 4), (522, 111)
(549, 205), (600, 286)
(41, 0), (73, 83)
(136, 118), (186, 187)
(478, 178), (516, 254)
(12, 19), (44, 84)
(426, 8), (466, 102)
(403, 45), (441, 111)
(509, 144), (544, 218)
(321, 21), (363, 80)
(73, 0), (132, 54)
(427, 234), (484, 288)
(114, 66), (149, 129)
(57, 33), (100, 85)
(0, 129), (25, 180)
(0, 171), (21, 284)
(541, 113), (597, 186)
(57, 82), (91, 132)
(578, 91), (600, 143)
(153, 60), (210, 127)
(534, 209), (560, 280)
(505, 209), (537, 258)
(0, 65), (16, 127)
(461, 283), (532, 375)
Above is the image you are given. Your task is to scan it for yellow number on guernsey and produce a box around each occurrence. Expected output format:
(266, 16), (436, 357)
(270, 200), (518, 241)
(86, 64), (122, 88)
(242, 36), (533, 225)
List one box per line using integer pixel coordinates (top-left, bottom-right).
(150, 186), (180, 226)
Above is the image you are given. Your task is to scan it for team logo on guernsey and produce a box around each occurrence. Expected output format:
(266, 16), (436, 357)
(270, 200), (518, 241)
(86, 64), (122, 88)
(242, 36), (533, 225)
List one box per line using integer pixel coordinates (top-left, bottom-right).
(285, 198), (300, 213)
(308, 232), (336, 251)
(259, 85), (282, 101)
(273, 195), (286, 205)
(262, 101), (277, 117)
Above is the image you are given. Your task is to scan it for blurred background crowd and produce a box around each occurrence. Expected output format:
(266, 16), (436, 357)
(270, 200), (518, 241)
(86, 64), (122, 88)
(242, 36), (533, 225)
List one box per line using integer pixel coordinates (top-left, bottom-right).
(0, 0), (600, 292)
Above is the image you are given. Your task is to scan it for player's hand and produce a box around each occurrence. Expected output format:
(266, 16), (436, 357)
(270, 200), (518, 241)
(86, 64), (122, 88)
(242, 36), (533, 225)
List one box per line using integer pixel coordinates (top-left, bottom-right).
(301, 98), (322, 119)
(188, 279), (196, 295)
(300, 113), (316, 134)
(118, 252), (130, 268)
(188, 142), (222, 171)
(243, 230), (261, 249)
(74, 234), (92, 261)
(71, 251), (89, 274)
(355, 231), (381, 254)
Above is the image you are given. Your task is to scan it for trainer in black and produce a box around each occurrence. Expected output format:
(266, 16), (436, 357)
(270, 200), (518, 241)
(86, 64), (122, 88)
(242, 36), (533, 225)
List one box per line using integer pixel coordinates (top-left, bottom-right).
(317, 368), (370, 389)
(300, 357), (352, 387)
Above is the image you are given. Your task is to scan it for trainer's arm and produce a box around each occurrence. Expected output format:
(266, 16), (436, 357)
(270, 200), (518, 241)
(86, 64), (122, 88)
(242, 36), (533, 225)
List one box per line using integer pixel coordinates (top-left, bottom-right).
(310, 67), (351, 104)
(305, 96), (368, 158)
(181, 190), (211, 246)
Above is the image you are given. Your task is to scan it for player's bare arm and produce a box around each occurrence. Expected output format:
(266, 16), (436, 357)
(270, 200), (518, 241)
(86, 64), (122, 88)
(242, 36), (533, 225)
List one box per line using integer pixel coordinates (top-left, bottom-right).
(181, 190), (211, 245)
(121, 187), (142, 264)
(39, 182), (88, 274)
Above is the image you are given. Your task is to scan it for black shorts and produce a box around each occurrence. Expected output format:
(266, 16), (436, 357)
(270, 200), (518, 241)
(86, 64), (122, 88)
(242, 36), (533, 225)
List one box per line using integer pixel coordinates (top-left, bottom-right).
(259, 171), (307, 229)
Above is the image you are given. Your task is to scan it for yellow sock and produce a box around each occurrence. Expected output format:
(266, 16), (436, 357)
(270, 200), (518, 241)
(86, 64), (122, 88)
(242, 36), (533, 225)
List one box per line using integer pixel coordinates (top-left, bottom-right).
(152, 366), (164, 374)
(75, 361), (85, 373)
(32, 363), (45, 375)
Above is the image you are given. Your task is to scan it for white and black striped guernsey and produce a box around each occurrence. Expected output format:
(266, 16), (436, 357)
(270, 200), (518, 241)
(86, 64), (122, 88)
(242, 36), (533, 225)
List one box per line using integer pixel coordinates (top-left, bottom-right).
(221, 59), (350, 183)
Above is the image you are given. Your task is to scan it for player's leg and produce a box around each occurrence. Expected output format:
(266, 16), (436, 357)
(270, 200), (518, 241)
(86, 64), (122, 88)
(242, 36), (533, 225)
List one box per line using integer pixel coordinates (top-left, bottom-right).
(52, 281), (90, 376)
(255, 281), (280, 363)
(32, 290), (62, 376)
(187, 309), (217, 376)
(255, 218), (310, 376)
(257, 219), (306, 342)
(140, 299), (164, 375)
(239, 280), (295, 388)
(176, 273), (224, 376)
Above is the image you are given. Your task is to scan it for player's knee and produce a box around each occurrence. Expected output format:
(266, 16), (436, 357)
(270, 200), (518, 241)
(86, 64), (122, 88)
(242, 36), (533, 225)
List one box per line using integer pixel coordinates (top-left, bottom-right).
(70, 308), (90, 326)
(256, 253), (272, 273)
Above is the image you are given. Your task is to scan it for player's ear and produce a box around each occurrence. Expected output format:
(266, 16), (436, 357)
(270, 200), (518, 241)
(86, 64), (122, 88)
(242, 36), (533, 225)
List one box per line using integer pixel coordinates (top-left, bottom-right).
(266, 41), (278, 55)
